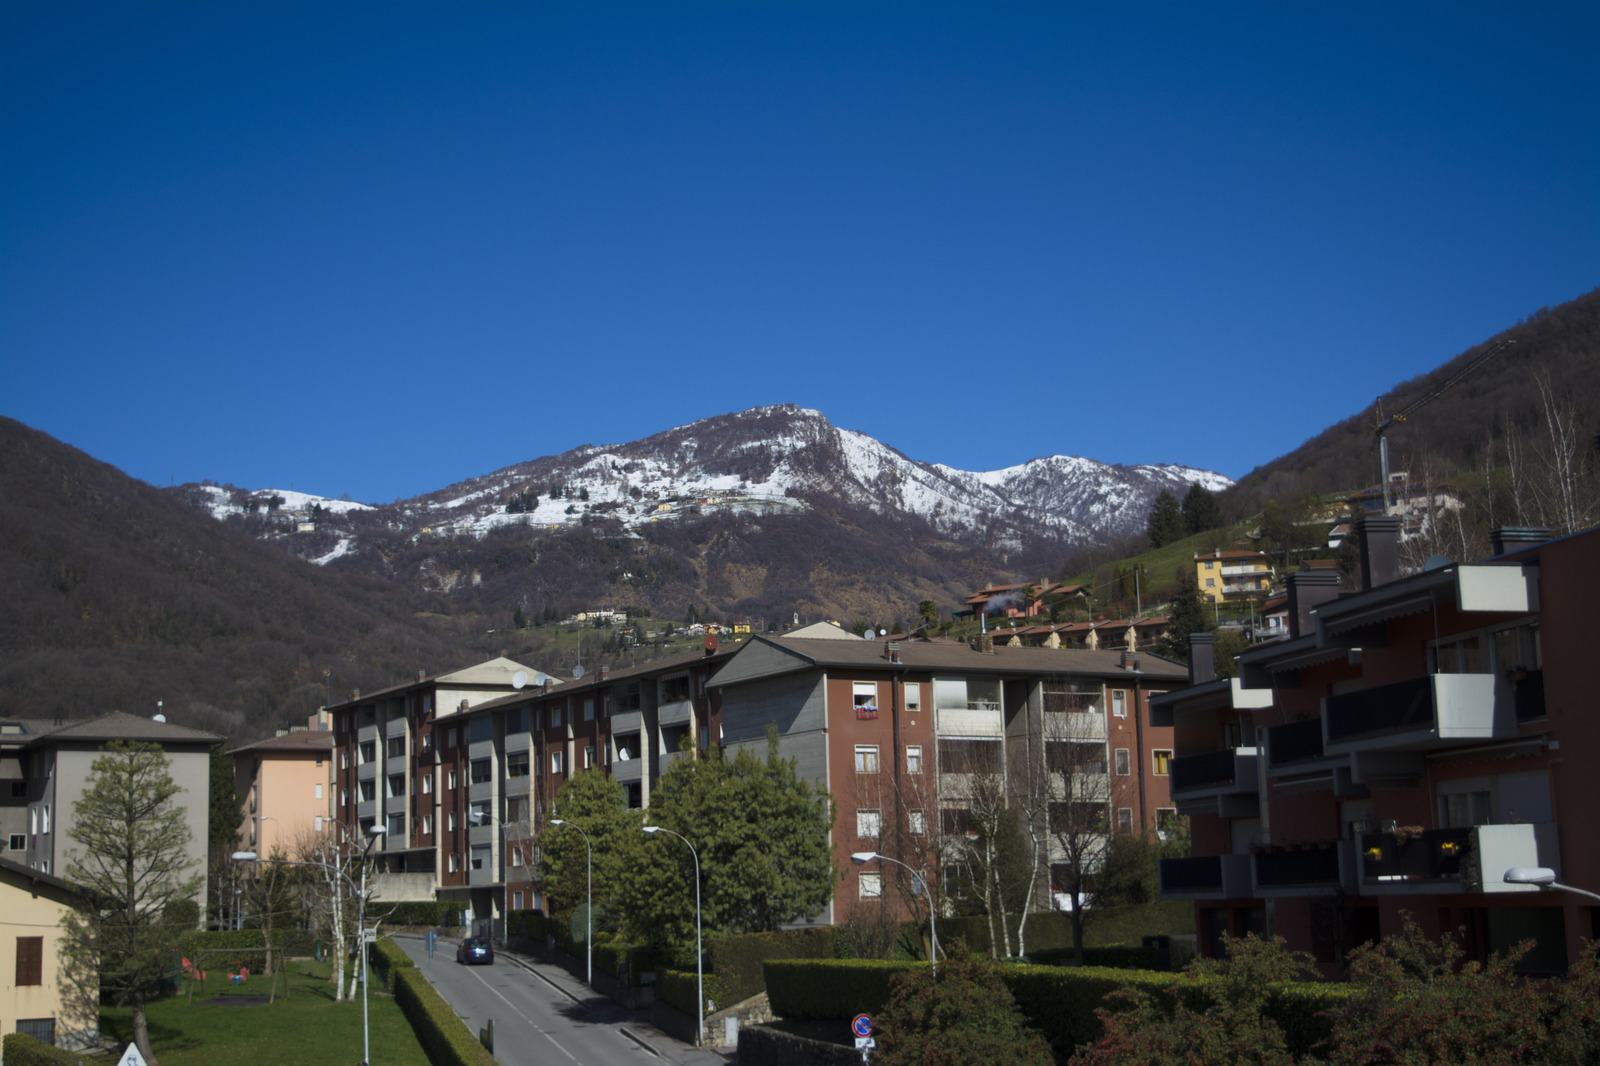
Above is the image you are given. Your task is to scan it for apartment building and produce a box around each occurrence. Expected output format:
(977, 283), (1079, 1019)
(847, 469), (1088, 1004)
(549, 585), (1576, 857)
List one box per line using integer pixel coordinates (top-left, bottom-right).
(708, 635), (1186, 924)
(1195, 549), (1274, 605)
(1156, 519), (1596, 974)
(230, 713), (336, 853)
(0, 713), (217, 905)
(1, 857), (93, 1049)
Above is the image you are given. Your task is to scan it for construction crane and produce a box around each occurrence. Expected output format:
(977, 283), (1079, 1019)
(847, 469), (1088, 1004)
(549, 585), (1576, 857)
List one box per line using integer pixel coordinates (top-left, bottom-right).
(1369, 338), (1514, 511)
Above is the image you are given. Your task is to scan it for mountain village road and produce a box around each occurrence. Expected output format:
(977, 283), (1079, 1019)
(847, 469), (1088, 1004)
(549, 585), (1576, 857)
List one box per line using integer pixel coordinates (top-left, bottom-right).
(391, 935), (723, 1066)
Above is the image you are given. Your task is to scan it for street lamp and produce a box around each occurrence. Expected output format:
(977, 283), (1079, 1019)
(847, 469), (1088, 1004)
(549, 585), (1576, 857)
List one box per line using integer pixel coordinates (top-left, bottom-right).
(233, 823), (387, 1066)
(548, 819), (593, 987)
(1504, 867), (1600, 904)
(643, 826), (703, 1046)
(256, 813), (284, 852)
(851, 851), (938, 979)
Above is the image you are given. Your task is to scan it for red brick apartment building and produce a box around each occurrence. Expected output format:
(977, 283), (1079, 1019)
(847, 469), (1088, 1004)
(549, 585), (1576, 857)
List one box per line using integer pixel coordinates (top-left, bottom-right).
(1154, 518), (1597, 974)
(330, 632), (1186, 932)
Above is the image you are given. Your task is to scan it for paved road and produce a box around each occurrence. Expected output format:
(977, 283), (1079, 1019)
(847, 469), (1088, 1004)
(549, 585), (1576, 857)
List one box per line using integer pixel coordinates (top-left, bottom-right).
(392, 935), (725, 1066)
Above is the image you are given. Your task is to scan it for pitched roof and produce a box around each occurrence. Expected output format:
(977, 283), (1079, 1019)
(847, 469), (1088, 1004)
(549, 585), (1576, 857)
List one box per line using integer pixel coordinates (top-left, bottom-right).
(228, 729), (335, 756)
(714, 635), (1188, 684)
(16, 711), (221, 748)
(324, 656), (546, 711)
(0, 856), (81, 901)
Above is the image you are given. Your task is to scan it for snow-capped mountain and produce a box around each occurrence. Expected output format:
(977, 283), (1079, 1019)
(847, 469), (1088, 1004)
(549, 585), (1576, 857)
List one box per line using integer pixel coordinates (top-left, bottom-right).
(177, 405), (1229, 564)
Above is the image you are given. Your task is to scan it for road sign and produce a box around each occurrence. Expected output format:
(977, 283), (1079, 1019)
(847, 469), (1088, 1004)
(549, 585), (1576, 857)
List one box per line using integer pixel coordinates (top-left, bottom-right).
(852, 1014), (873, 1038)
(117, 1043), (150, 1066)
(855, 1036), (877, 1050)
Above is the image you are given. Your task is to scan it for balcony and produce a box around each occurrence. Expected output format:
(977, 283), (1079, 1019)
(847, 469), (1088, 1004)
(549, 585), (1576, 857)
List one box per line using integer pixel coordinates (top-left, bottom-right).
(1158, 853), (1254, 900)
(1169, 748), (1260, 818)
(1359, 828), (1470, 892)
(611, 756), (644, 784)
(1323, 674), (1512, 754)
(1251, 841), (1355, 896)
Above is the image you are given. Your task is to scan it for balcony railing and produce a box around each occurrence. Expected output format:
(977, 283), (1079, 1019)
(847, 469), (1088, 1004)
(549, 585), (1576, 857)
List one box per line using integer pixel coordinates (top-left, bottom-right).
(1171, 748), (1247, 793)
(1254, 844), (1345, 889)
(1324, 673), (1506, 751)
(1325, 676), (1433, 741)
(1267, 718), (1324, 766)
(1160, 855), (1223, 891)
(1360, 828), (1470, 885)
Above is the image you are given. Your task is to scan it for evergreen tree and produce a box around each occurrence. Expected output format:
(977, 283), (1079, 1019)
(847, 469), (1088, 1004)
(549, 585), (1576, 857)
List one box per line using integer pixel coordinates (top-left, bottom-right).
(1146, 490), (1186, 547)
(542, 770), (638, 940)
(1181, 483), (1224, 535)
(207, 744), (239, 861)
(60, 741), (206, 1066)
(1154, 568), (1214, 662)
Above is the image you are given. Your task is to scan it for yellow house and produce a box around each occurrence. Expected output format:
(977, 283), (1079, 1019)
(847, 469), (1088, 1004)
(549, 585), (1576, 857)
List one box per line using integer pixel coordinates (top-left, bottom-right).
(230, 722), (336, 853)
(1, 857), (94, 1049)
(1194, 549), (1274, 605)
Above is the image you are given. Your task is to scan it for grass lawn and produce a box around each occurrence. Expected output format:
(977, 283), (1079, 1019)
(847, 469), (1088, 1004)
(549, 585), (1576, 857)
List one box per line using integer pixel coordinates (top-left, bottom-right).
(98, 962), (431, 1066)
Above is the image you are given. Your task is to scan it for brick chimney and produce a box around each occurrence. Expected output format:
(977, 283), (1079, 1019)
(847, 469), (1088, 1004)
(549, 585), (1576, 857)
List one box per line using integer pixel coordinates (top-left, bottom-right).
(1355, 515), (1401, 590)
(1120, 650), (1139, 671)
(1489, 526), (1551, 557)
(1286, 569), (1340, 639)
(1188, 633), (1215, 685)
(417, 670), (426, 683)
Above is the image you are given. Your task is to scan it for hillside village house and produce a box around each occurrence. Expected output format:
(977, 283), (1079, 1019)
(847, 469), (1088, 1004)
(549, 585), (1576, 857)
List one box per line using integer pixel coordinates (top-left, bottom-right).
(1156, 519), (1596, 974)
(0, 857), (94, 1049)
(0, 712), (217, 907)
(230, 712), (336, 853)
(1195, 549), (1274, 605)
(962, 582), (1089, 620)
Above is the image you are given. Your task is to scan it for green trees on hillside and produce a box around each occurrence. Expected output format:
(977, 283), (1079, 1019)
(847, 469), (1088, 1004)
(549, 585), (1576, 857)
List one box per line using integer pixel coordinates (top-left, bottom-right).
(1181, 485), (1224, 536)
(1146, 491), (1186, 547)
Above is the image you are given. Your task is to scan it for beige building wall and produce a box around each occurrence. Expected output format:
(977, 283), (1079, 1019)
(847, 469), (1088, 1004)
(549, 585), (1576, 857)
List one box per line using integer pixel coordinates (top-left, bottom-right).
(237, 745), (333, 853)
(1, 861), (95, 1048)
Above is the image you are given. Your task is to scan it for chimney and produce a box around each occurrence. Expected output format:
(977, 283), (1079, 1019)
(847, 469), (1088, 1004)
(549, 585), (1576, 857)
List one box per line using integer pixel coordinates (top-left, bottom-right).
(971, 634), (995, 654)
(1120, 651), (1139, 672)
(350, 688), (360, 700)
(417, 670), (426, 683)
(1489, 526), (1551, 557)
(1286, 569), (1340, 639)
(458, 699), (469, 714)
(597, 666), (609, 682)
(1188, 633), (1215, 685)
(1355, 515), (1401, 590)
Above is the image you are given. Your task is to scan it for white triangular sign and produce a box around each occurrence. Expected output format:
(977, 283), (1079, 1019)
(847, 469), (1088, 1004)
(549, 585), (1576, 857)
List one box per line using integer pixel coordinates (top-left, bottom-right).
(117, 1043), (150, 1066)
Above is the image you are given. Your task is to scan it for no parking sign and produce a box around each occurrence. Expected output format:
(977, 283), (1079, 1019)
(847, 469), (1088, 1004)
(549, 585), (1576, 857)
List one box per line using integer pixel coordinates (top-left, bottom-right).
(852, 1013), (875, 1055)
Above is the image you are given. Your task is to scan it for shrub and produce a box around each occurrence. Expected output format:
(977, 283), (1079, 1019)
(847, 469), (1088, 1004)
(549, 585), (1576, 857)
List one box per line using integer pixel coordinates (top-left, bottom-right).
(1, 1033), (86, 1066)
(656, 968), (728, 1017)
(1028, 946), (1162, 969)
(370, 935), (415, 986)
(710, 928), (838, 1004)
(390, 965), (497, 1066)
(765, 959), (920, 1019)
(504, 909), (549, 940)
(180, 929), (287, 974)
(384, 901), (446, 926)
(874, 943), (1054, 1066)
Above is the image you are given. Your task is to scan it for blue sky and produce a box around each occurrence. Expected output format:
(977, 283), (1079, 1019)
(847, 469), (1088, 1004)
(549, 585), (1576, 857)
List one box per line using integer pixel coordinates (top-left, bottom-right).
(4, 3), (1596, 503)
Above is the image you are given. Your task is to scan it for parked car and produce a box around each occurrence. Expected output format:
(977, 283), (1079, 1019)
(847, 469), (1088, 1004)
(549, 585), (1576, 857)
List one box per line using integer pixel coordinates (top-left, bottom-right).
(456, 937), (494, 965)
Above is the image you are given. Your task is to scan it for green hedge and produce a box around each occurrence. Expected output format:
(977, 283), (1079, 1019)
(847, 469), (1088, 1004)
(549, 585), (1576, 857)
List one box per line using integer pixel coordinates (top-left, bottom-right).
(370, 935), (415, 984)
(0, 1033), (88, 1066)
(765, 959), (921, 1018)
(590, 941), (663, 986)
(1027, 945), (1162, 969)
(765, 959), (1353, 1061)
(657, 968), (729, 1018)
(391, 965), (497, 1066)
(385, 901), (448, 926)
(180, 929), (287, 973)
(505, 909), (549, 940)
(710, 928), (839, 1005)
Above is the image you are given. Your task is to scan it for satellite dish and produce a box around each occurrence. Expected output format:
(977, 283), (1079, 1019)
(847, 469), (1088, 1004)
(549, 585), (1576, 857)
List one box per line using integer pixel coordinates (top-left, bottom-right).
(572, 664), (586, 680)
(152, 714), (167, 723)
(512, 670), (528, 690)
(879, 629), (888, 637)
(1423, 554), (1452, 572)
(705, 633), (719, 653)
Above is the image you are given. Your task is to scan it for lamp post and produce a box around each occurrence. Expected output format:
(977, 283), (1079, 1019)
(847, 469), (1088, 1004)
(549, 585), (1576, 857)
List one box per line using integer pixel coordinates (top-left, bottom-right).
(256, 813), (284, 851)
(850, 851), (937, 978)
(233, 823), (387, 1065)
(643, 825), (702, 1046)
(1504, 867), (1600, 904)
(549, 819), (593, 987)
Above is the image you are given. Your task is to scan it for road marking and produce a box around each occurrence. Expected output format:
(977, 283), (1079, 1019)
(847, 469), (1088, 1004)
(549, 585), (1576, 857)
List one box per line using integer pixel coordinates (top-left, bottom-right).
(464, 965), (579, 1063)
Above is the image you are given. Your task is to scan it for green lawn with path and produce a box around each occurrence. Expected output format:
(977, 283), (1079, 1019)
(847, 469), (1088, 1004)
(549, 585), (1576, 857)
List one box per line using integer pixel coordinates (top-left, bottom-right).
(98, 961), (431, 1066)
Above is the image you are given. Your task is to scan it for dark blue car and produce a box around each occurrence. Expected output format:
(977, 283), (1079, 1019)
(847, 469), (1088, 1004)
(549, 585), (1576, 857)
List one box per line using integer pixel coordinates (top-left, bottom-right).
(456, 937), (494, 965)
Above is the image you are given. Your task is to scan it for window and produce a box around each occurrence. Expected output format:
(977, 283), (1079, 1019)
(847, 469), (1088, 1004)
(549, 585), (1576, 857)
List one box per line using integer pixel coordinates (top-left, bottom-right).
(341, 751), (349, 770)
(1206, 578), (1216, 588)
(448, 728), (458, 748)
(316, 754), (323, 767)
(16, 1019), (54, 1045)
(448, 853), (458, 873)
(448, 811), (457, 831)
(340, 788), (348, 808)
(908, 810), (927, 835)
(513, 890), (524, 909)
(359, 780), (376, 802)
(1205, 560), (1214, 569)
(1117, 807), (1133, 832)
(447, 769), (457, 790)
(11, 833), (27, 850)
(903, 683), (921, 714)
(16, 936), (43, 985)
(552, 706), (564, 728)
(1114, 748), (1130, 775)
(662, 676), (690, 702)
(967, 677), (1001, 711)
(421, 815), (432, 835)
(1153, 750), (1172, 776)
(1433, 635), (1486, 674)
(551, 751), (564, 774)
(387, 775), (406, 798)
(469, 801), (491, 826)
(859, 872), (883, 899)
(510, 847), (522, 868)
(421, 731), (433, 752)
(1441, 789), (1492, 828)
(470, 759), (492, 785)
(315, 816), (324, 832)
(387, 736), (406, 759)
(422, 774), (433, 794)
(618, 683), (642, 712)
(583, 699), (594, 722)
(856, 810), (882, 839)
(471, 846), (490, 870)
(40, 805), (50, 833)
(853, 682), (879, 719)
(386, 813), (404, 837)
(1111, 691), (1127, 718)
(469, 717), (493, 743)
(1225, 720), (1247, 749)
(506, 709), (526, 734)
(506, 751), (529, 778)
(359, 741), (376, 764)
(854, 745), (880, 773)
(906, 745), (922, 774)
(314, 783), (324, 800)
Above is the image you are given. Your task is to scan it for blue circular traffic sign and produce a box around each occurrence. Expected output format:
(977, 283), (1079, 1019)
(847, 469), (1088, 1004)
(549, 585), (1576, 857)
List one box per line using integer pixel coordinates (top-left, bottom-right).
(852, 1014), (873, 1038)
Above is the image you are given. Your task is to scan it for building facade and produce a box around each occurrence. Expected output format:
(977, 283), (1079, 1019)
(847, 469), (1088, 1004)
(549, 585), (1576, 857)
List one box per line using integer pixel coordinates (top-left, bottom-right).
(1195, 549), (1274, 605)
(1, 857), (93, 1049)
(1157, 520), (1596, 974)
(229, 714), (336, 854)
